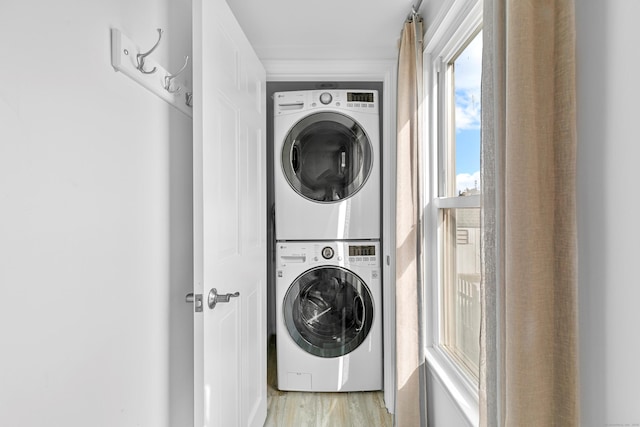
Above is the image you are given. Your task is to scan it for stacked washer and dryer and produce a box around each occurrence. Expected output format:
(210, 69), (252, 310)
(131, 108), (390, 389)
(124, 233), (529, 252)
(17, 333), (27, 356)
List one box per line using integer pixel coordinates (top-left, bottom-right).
(273, 89), (383, 392)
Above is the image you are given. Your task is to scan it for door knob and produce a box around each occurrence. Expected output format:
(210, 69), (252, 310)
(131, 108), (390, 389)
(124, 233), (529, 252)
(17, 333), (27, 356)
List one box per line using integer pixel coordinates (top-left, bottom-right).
(208, 288), (240, 310)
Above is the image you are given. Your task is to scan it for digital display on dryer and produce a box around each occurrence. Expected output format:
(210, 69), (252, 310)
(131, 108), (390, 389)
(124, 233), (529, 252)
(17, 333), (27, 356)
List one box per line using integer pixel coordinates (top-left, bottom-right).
(349, 245), (376, 256)
(347, 92), (374, 103)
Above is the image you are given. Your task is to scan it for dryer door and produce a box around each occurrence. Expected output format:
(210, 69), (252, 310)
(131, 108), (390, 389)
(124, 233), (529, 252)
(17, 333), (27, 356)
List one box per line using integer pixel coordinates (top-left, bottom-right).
(281, 112), (372, 203)
(283, 266), (374, 358)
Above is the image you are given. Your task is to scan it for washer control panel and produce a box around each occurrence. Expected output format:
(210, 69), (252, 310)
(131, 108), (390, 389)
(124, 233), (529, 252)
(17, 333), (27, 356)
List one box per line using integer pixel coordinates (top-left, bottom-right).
(277, 242), (379, 268)
(347, 244), (377, 265)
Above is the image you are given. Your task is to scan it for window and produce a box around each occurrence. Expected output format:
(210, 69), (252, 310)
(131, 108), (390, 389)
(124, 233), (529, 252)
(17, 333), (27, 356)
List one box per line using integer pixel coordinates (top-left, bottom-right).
(438, 30), (483, 381)
(423, 1), (483, 415)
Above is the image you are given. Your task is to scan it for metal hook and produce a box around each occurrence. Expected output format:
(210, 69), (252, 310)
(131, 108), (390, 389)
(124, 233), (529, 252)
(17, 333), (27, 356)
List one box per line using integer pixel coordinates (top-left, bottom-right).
(136, 28), (163, 74)
(164, 56), (189, 94)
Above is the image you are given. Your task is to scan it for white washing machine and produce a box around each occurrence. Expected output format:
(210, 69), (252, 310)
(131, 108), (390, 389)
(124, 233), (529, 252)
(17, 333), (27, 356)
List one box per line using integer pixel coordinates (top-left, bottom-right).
(276, 240), (382, 392)
(274, 90), (380, 241)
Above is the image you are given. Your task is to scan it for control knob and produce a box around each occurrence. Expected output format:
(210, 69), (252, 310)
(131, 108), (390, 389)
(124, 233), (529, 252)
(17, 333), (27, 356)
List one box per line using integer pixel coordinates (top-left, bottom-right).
(321, 246), (335, 259)
(319, 92), (333, 105)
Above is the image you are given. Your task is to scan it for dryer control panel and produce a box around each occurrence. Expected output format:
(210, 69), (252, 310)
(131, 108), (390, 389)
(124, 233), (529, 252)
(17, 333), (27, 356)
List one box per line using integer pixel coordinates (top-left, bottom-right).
(274, 89), (378, 116)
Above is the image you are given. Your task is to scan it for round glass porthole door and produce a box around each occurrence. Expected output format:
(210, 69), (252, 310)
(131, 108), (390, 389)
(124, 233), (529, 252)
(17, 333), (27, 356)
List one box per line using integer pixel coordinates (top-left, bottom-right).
(283, 266), (374, 358)
(281, 112), (373, 203)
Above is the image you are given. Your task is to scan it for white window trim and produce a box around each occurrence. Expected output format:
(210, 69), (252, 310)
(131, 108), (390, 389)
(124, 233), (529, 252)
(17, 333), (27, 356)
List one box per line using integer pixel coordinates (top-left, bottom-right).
(434, 194), (481, 209)
(422, 0), (483, 425)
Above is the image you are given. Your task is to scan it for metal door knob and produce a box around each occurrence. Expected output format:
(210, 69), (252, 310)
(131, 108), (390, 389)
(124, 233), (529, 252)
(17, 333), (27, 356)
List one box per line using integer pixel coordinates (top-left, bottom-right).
(208, 288), (240, 310)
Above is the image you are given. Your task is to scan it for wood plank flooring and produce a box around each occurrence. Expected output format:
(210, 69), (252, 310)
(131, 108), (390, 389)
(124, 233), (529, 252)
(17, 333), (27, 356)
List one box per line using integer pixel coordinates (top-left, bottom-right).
(264, 336), (393, 427)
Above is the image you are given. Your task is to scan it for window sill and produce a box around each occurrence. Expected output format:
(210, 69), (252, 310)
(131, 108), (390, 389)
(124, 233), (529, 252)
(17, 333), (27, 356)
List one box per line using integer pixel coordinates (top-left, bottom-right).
(425, 346), (480, 427)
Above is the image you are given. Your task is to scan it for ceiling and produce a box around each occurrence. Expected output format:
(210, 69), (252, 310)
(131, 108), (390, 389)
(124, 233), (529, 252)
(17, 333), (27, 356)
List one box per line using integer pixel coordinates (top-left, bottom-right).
(225, 0), (421, 61)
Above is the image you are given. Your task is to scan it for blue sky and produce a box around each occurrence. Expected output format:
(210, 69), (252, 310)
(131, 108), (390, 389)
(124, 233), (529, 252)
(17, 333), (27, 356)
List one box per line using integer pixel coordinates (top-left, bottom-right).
(456, 129), (480, 175)
(454, 31), (482, 193)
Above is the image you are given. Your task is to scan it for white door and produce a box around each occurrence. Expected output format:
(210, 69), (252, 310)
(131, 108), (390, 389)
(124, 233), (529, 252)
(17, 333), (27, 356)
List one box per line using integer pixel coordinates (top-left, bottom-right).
(192, 0), (267, 426)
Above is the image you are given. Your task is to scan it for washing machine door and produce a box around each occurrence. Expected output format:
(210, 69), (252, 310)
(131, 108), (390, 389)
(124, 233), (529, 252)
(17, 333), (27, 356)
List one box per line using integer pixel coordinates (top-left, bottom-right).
(281, 112), (373, 203)
(283, 266), (374, 358)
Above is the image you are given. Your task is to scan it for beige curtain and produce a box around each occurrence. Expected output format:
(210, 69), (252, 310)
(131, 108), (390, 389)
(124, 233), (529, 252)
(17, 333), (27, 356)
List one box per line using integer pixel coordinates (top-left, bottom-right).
(396, 14), (424, 427)
(480, 0), (579, 426)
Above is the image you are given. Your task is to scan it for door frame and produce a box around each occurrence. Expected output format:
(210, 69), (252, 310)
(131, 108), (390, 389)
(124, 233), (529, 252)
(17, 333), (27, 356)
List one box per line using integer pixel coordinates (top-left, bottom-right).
(264, 58), (397, 414)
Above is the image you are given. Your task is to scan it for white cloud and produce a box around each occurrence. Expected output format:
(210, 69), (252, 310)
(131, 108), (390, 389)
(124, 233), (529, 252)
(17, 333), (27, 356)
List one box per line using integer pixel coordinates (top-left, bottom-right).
(457, 171), (480, 195)
(455, 91), (481, 130)
(454, 31), (482, 131)
(454, 31), (483, 91)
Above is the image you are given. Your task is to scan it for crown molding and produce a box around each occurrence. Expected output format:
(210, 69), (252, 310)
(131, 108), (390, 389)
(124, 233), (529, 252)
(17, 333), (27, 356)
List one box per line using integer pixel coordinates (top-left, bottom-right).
(263, 58), (397, 82)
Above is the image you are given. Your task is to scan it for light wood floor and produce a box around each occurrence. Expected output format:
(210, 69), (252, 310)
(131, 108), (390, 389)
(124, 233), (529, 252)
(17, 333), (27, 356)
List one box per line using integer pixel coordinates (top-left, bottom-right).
(264, 336), (393, 427)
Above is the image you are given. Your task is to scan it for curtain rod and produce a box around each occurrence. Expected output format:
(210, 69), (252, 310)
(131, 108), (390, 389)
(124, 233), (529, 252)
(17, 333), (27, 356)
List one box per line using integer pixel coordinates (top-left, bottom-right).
(408, 0), (423, 19)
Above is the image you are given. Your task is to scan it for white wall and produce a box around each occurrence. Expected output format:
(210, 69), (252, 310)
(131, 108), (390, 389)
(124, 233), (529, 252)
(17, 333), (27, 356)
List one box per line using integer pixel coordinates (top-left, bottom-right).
(0, 0), (194, 426)
(576, 1), (640, 426)
(427, 370), (473, 426)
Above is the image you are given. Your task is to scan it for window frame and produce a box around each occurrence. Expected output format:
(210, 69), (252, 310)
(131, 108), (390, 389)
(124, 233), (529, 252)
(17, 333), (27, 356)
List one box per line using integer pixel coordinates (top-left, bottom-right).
(422, 0), (483, 425)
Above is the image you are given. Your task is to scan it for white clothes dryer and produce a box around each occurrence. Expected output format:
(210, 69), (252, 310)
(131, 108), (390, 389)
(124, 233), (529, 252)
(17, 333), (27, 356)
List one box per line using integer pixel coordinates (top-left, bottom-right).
(274, 90), (380, 241)
(276, 240), (382, 392)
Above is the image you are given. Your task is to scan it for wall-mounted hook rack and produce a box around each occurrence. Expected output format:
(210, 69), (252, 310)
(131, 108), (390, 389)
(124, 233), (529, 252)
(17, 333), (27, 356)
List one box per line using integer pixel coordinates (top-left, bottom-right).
(110, 28), (192, 118)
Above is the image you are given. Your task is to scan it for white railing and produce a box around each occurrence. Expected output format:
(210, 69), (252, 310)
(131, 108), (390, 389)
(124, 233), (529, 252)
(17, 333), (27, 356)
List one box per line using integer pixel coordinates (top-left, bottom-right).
(455, 273), (481, 372)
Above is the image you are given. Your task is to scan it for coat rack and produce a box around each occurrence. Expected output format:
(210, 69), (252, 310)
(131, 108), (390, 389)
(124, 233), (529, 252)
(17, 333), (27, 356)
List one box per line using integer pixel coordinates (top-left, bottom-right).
(110, 28), (193, 118)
